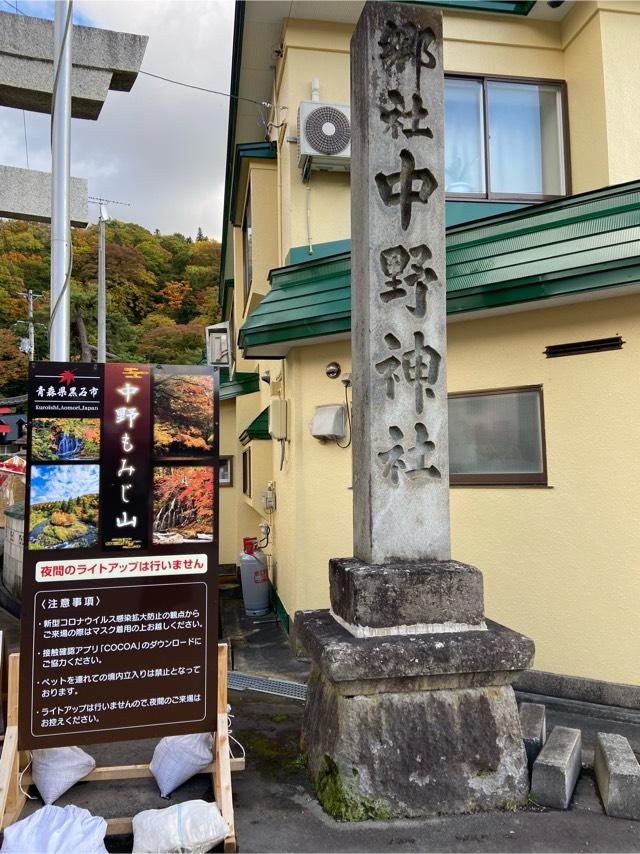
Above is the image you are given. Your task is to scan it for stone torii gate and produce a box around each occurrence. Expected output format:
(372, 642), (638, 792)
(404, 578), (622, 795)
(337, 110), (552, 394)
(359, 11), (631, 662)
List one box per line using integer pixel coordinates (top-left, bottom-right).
(0, 9), (147, 226)
(296, 1), (534, 820)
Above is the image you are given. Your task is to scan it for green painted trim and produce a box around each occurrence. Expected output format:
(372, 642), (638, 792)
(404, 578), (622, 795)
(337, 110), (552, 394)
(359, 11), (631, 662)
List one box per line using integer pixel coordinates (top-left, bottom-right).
(406, 0), (535, 13)
(220, 370), (259, 401)
(239, 407), (270, 445)
(270, 582), (290, 634)
(220, 0), (246, 320)
(230, 141), (277, 228)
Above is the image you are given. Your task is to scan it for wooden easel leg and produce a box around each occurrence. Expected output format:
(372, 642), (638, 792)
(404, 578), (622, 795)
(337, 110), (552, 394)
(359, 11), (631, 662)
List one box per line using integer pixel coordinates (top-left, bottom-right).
(0, 648), (242, 846)
(215, 644), (236, 853)
(0, 654), (26, 828)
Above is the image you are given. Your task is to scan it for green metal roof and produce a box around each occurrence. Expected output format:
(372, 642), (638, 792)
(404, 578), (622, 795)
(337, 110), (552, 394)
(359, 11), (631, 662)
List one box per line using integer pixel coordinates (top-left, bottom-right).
(239, 180), (640, 357)
(239, 253), (351, 356)
(240, 407), (270, 445)
(219, 369), (260, 401)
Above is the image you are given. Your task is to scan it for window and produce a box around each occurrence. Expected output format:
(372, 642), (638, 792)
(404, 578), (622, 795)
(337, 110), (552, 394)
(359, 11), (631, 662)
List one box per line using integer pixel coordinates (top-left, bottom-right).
(242, 189), (252, 304)
(448, 385), (547, 485)
(445, 75), (568, 200)
(242, 449), (251, 496)
(219, 456), (233, 487)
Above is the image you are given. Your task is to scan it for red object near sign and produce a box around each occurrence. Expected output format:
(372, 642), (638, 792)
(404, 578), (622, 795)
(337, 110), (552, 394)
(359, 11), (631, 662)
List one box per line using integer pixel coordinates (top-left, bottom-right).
(0, 407), (13, 415)
(0, 425), (11, 434)
(243, 537), (257, 555)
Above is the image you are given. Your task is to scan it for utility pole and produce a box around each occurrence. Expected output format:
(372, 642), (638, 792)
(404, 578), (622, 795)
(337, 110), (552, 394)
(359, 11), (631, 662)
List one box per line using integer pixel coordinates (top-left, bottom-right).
(97, 204), (108, 363)
(17, 290), (43, 361)
(89, 196), (129, 363)
(49, 0), (73, 362)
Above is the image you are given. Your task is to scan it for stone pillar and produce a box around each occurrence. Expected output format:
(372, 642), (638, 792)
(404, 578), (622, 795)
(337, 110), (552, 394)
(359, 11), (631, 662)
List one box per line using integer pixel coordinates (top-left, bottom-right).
(351, 1), (449, 565)
(296, 2), (534, 820)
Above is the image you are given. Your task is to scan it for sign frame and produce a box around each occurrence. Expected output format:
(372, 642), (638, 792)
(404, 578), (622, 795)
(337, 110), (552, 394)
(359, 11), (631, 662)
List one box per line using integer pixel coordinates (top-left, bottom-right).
(19, 361), (220, 749)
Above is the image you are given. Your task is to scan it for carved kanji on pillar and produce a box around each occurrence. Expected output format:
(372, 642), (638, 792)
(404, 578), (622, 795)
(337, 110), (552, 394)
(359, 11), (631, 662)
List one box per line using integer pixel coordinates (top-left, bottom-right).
(351, 1), (450, 564)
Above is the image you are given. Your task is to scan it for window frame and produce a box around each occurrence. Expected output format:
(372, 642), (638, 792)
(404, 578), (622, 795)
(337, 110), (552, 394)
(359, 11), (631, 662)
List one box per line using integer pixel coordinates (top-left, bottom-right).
(448, 384), (548, 487)
(242, 448), (251, 497)
(219, 455), (233, 488)
(444, 72), (571, 203)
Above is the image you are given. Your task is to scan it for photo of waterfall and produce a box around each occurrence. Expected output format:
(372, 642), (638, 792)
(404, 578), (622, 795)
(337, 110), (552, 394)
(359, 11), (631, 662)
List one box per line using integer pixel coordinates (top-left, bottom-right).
(152, 466), (214, 545)
(153, 371), (215, 457)
(31, 418), (100, 461)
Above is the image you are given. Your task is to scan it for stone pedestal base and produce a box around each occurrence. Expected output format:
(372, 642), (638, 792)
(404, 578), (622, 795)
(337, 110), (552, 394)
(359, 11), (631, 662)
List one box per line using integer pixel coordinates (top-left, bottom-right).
(296, 610), (534, 820)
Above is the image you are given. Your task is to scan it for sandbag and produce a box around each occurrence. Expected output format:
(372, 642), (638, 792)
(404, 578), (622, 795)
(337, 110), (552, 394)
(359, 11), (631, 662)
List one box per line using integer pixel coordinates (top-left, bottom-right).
(149, 733), (213, 798)
(1, 804), (107, 853)
(31, 746), (95, 804)
(132, 799), (228, 854)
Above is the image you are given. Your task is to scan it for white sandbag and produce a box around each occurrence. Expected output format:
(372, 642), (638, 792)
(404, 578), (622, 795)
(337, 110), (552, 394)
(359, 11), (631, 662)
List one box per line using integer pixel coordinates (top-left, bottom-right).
(149, 733), (213, 798)
(132, 799), (228, 854)
(1, 804), (107, 853)
(31, 746), (95, 804)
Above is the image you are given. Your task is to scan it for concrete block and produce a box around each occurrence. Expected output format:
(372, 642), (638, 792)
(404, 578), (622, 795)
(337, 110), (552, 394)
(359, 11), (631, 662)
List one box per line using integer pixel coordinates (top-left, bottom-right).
(0, 165), (88, 227)
(531, 726), (582, 809)
(0, 10), (147, 119)
(330, 557), (484, 632)
(594, 732), (640, 820)
(519, 701), (546, 771)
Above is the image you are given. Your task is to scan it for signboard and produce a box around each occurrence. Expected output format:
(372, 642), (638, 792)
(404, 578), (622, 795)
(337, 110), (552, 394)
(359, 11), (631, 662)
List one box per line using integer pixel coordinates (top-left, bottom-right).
(19, 362), (219, 748)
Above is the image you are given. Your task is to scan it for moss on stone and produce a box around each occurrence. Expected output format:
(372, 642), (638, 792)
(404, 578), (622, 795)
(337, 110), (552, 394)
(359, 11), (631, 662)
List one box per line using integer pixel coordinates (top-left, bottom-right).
(312, 755), (394, 822)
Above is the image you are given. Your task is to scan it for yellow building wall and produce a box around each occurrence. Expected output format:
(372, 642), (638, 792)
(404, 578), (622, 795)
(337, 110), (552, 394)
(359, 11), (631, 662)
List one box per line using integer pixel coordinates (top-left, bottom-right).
(268, 340), (353, 617)
(275, 22), (352, 263)
(599, 4), (640, 186)
(219, 399), (240, 565)
(227, 5), (640, 686)
(267, 297), (640, 686)
(269, 2), (640, 262)
(448, 294), (640, 685)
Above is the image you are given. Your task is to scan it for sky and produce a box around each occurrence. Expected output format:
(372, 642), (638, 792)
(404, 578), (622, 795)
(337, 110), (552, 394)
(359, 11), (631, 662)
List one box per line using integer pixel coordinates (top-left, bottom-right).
(0, 0), (235, 239)
(31, 462), (100, 503)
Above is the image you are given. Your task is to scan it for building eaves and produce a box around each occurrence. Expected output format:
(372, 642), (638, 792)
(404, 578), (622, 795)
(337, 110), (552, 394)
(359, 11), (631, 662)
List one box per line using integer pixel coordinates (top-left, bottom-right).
(229, 142), (277, 228)
(239, 407), (270, 445)
(219, 369), (260, 401)
(239, 180), (640, 358)
(219, 0), (246, 320)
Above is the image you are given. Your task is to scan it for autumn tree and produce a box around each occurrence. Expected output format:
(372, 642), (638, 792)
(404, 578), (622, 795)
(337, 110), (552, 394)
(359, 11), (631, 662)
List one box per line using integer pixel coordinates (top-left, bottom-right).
(0, 218), (223, 398)
(0, 329), (28, 397)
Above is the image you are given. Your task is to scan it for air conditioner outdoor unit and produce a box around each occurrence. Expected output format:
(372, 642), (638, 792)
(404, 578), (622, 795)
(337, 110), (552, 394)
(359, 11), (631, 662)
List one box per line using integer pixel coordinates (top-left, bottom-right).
(298, 101), (351, 178)
(205, 322), (231, 370)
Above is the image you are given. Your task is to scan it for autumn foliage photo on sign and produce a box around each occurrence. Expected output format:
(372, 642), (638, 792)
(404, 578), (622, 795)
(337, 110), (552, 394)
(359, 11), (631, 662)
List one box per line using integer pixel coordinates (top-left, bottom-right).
(153, 372), (214, 457)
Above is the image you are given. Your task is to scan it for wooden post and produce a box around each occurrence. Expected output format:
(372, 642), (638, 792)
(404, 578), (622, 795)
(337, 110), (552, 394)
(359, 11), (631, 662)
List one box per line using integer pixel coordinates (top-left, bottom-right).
(0, 645), (241, 851)
(0, 654), (25, 828)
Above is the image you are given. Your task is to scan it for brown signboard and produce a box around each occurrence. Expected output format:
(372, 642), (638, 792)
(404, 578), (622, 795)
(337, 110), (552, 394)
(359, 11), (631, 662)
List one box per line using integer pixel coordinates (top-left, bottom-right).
(19, 362), (219, 748)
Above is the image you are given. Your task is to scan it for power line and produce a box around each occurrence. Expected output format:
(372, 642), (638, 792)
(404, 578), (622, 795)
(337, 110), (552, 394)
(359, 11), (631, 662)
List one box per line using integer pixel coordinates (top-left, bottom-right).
(1, 0), (26, 12)
(138, 69), (271, 108)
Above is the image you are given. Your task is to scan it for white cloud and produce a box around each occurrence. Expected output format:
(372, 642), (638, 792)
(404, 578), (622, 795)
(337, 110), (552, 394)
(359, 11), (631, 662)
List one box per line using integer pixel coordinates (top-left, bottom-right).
(31, 463), (100, 504)
(0, 0), (235, 238)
